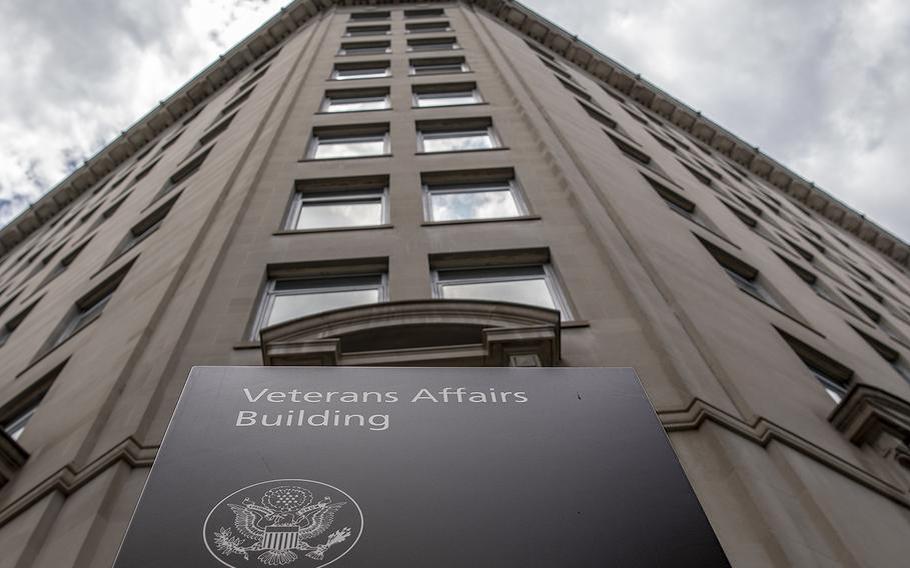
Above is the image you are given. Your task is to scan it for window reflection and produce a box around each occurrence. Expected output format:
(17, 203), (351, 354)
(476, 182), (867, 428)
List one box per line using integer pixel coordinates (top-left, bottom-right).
(332, 66), (390, 80)
(313, 135), (387, 159)
(326, 96), (389, 112)
(292, 190), (385, 230)
(434, 265), (568, 317)
(427, 183), (520, 221)
(415, 91), (479, 107)
(421, 130), (495, 152)
(260, 275), (386, 331)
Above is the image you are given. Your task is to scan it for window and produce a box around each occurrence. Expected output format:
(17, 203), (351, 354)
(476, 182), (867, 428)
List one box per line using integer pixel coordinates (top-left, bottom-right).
(540, 58), (572, 80)
(417, 118), (499, 153)
(433, 264), (571, 318)
(778, 330), (853, 404)
(113, 195), (178, 258)
(578, 101), (617, 129)
(349, 11), (390, 21)
(559, 78), (594, 103)
(338, 41), (391, 56)
(412, 83), (481, 107)
(255, 273), (387, 334)
(287, 176), (388, 231)
(160, 148), (211, 196)
(410, 57), (469, 75)
(331, 62), (390, 80)
(233, 67), (268, 97)
(220, 87), (254, 116)
(606, 131), (654, 167)
(344, 25), (391, 37)
(0, 300), (38, 348)
(322, 88), (390, 113)
(308, 124), (390, 160)
(808, 365), (849, 403)
(49, 263), (132, 349)
(197, 112), (237, 148)
(40, 238), (91, 289)
(642, 175), (710, 229)
(406, 21), (451, 34)
(158, 127), (186, 154)
(2, 399), (41, 441)
(407, 37), (460, 52)
(699, 238), (781, 309)
(181, 105), (206, 126)
(252, 47), (282, 72)
(405, 8), (445, 18)
(778, 255), (845, 308)
(679, 160), (713, 187)
(423, 170), (525, 222)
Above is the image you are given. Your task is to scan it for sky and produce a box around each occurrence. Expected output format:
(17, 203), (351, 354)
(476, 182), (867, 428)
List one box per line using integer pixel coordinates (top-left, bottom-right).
(0, 0), (908, 242)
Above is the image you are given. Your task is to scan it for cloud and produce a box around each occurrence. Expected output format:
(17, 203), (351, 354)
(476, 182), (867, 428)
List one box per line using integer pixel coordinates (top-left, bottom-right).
(0, 0), (284, 226)
(523, 0), (910, 241)
(0, 0), (907, 243)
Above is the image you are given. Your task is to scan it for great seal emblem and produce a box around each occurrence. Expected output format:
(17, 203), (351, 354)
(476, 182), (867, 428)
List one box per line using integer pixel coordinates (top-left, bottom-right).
(203, 479), (363, 567)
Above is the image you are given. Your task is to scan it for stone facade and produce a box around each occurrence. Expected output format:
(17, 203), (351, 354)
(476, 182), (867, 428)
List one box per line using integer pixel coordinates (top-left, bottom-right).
(0, 2), (908, 566)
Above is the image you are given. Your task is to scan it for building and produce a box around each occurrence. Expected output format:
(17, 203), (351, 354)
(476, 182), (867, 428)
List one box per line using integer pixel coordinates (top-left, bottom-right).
(0, 0), (908, 565)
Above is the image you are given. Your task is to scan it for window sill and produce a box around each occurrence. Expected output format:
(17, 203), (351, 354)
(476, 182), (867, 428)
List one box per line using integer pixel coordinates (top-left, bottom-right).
(412, 102), (488, 110)
(422, 215), (540, 227)
(561, 320), (590, 329)
(273, 224), (393, 236)
(233, 342), (261, 350)
(416, 147), (509, 156)
(298, 154), (392, 163)
(314, 108), (391, 116)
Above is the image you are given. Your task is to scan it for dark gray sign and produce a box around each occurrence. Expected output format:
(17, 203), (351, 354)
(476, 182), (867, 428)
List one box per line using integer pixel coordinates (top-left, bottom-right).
(113, 367), (729, 567)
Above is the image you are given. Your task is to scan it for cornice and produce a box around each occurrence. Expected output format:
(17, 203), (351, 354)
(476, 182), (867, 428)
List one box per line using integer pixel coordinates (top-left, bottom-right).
(660, 397), (910, 508)
(2, 0), (906, 271)
(0, 398), (905, 530)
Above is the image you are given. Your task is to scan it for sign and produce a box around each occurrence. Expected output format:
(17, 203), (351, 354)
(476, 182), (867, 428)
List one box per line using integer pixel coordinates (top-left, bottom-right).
(113, 367), (729, 567)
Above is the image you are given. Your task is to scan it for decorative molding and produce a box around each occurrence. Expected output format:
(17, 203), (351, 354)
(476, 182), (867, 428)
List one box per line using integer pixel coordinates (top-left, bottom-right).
(260, 299), (561, 366)
(0, 437), (157, 529)
(0, 396), (908, 528)
(829, 383), (910, 446)
(1, 0), (907, 269)
(660, 397), (910, 508)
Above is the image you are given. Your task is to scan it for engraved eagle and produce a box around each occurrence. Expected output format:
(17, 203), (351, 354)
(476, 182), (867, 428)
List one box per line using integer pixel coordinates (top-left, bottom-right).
(229, 494), (346, 541)
(215, 485), (351, 566)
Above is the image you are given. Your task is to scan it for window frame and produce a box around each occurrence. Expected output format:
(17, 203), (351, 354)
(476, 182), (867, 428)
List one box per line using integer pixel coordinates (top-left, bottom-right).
(331, 63), (391, 81)
(286, 187), (389, 232)
(407, 37), (461, 52)
(417, 123), (499, 153)
(431, 264), (572, 319)
(308, 130), (390, 160)
(409, 57), (470, 76)
(423, 179), (526, 223)
(338, 41), (392, 56)
(253, 273), (389, 337)
(412, 84), (482, 108)
(321, 91), (391, 113)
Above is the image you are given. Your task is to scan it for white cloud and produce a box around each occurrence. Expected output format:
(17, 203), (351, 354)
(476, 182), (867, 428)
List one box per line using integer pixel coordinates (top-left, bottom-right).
(0, 0), (285, 225)
(523, 0), (910, 241)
